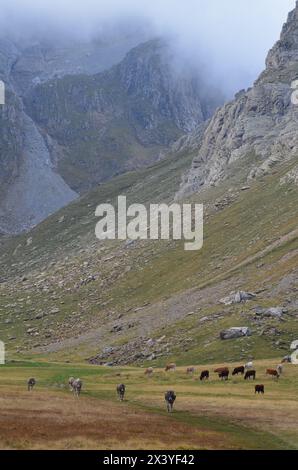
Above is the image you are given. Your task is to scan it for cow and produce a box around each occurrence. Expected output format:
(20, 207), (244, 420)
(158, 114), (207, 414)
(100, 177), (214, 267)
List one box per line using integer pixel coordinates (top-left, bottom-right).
(145, 367), (154, 376)
(219, 370), (229, 381)
(266, 369), (279, 379)
(214, 367), (229, 374)
(281, 355), (291, 364)
(165, 391), (176, 413)
(165, 363), (176, 372)
(244, 361), (253, 370)
(232, 366), (245, 376)
(244, 370), (256, 380)
(200, 370), (209, 381)
(27, 378), (36, 391)
(68, 376), (75, 391)
(186, 367), (195, 374)
(276, 364), (283, 375)
(117, 384), (126, 401)
(72, 378), (83, 397)
(255, 384), (265, 394)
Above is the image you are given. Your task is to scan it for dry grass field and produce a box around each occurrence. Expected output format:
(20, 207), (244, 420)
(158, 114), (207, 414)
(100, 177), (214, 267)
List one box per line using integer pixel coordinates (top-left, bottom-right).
(0, 358), (297, 450)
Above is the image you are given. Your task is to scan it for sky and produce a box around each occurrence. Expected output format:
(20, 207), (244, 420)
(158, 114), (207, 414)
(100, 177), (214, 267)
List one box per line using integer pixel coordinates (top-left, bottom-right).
(0, 0), (295, 95)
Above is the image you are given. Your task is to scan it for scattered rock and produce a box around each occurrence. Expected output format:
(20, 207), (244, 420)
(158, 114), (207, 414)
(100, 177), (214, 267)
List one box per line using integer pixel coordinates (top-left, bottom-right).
(220, 327), (252, 340)
(254, 306), (287, 318)
(220, 291), (256, 305)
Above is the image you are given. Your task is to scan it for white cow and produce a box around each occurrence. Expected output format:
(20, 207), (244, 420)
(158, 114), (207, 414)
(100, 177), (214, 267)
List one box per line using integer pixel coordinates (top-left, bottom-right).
(244, 361), (253, 370)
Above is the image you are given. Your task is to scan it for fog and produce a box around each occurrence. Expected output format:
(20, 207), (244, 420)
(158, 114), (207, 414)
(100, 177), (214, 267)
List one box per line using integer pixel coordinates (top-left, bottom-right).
(0, 0), (295, 95)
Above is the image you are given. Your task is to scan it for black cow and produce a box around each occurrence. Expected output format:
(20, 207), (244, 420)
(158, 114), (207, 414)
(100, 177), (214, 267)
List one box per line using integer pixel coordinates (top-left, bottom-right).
(200, 370), (209, 381)
(219, 370), (229, 381)
(27, 378), (36, 391)
(255, 384), (264, 394)
(165, 391), (176, 412)
(244, 370), (256, 380)
(232, 366), (245, 376)
(117, 384), (126, 401)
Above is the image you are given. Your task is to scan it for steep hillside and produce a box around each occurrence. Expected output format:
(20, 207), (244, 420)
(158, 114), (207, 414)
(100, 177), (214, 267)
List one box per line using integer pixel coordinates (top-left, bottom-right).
(0, 146), (296, 365)
(178, 2), (298, 198)
(25, 40), (221, 193)
(0, 37), (222, 233)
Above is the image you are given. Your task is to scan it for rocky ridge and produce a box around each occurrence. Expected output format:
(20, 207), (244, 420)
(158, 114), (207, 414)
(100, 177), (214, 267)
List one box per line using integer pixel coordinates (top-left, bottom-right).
(177, 2), (298, 198)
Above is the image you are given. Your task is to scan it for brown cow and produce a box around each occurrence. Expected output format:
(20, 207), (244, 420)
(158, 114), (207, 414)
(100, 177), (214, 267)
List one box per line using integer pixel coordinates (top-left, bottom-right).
(244, 370), (256, 380)
(266, 369), (279, 379)
(200, 370), (209, 381)
(214, 367), (229, 374)
(232, 366), (245, 376)
(255, 384), (265, 394)
(145, 367), (154, 376)
(165, 363), (176, 372)
(186, 367), (195, 374)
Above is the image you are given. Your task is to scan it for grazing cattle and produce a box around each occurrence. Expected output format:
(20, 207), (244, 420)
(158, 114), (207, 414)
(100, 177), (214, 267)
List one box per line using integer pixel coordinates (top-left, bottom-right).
(276, 364), (283, 375)
(255, 384), (265, 394)
(72, 378), (83, 397)
(165, 391), (176, 413)
(200, 370), (209, 381)
(145, 367), (154, 376)
(117, 384), (126, 401)
(27, 378), (36, 391)
(244, 370), (256, 380)
(219, 370), (229, 381)
(214, 367), (229, 374)
(281, 355), (291, 364)
(266, 369), (279, 379)
(232, 366), (245, 376)
(186, 367), (195, 374)
(244, 361), (253, 370)
(165, 363), (176, 372)
(68, 376), (75, 390)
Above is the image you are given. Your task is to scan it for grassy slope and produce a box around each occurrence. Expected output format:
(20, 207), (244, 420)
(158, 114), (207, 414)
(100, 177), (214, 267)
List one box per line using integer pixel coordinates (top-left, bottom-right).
(0, 150), (297, 365)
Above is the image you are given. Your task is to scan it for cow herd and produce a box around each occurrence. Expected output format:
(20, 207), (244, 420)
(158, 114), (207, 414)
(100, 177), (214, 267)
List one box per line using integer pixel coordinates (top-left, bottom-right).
(25, 360), (284, 413)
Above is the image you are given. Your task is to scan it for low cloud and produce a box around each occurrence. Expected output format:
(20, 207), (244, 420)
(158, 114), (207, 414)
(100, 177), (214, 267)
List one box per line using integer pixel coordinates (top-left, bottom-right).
(0, 0), (295, 95)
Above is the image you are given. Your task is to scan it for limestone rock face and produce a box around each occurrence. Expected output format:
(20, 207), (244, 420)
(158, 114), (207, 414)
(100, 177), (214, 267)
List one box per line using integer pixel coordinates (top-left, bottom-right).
(177, 2), (298, 199)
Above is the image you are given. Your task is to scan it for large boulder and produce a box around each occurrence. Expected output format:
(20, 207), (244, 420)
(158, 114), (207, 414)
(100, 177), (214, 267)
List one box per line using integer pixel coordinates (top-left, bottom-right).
(220, 291), (256, 305)
(254, 306), (287, 318)
(290, 340), (298, 350)
(220, 327), (252, 340)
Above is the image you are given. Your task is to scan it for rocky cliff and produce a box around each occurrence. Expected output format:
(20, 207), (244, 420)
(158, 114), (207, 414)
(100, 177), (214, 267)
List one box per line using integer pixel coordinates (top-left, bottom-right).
(25, 39), (221, 193)
(178, 2), (298, 198)
(0, 37), (222, 232)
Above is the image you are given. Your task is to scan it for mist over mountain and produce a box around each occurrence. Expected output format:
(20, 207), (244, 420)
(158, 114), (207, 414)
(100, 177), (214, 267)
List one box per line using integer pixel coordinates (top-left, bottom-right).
(0, 0), (295, 96)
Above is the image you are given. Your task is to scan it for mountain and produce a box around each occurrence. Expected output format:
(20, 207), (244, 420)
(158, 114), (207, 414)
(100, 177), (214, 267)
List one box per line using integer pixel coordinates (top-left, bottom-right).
(24, 39), (221, 193)
(0, 5), (297, 366)
(0, 37), (222, 234)
(177, 2), (298, 198)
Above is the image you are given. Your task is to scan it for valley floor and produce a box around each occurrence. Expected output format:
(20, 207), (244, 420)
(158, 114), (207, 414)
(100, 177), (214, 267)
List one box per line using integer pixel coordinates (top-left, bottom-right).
(0, 359), (297, 450)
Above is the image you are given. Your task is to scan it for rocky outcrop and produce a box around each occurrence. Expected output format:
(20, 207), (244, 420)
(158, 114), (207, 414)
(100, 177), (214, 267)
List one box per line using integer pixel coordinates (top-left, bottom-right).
(177, 2), (298, 198)
(219, 291), (256, 306)
(220, 327), (251, 340)
(254, 307), (287, 318)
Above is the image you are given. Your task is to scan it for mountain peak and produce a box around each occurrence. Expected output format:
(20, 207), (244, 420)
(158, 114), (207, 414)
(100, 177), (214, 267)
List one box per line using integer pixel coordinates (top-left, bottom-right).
(264, 1), (298, 72)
